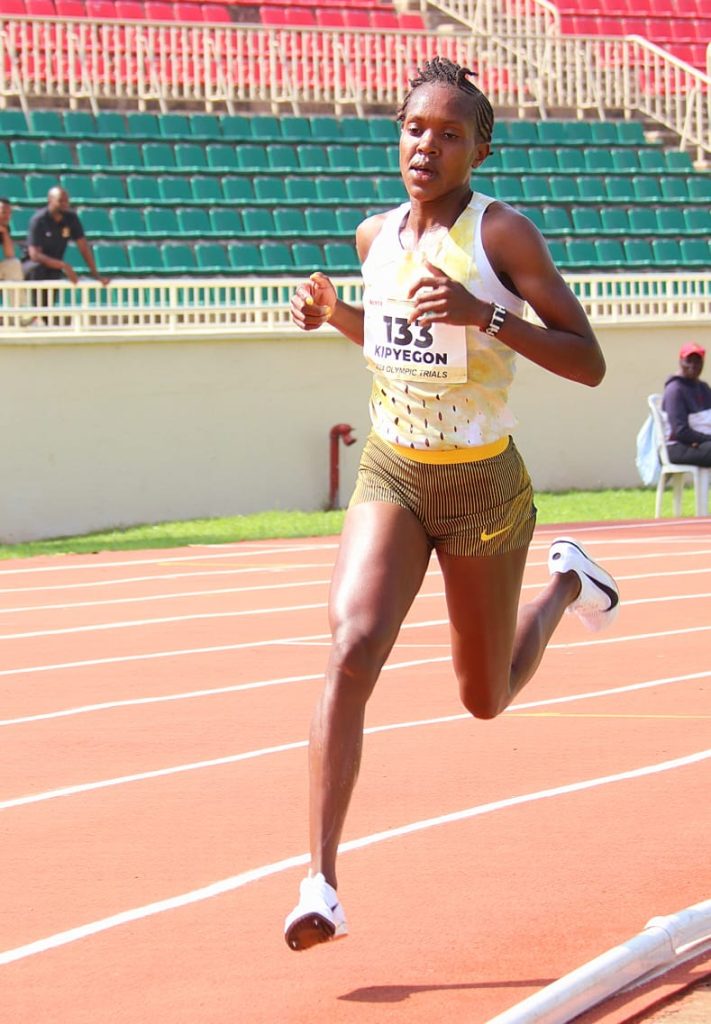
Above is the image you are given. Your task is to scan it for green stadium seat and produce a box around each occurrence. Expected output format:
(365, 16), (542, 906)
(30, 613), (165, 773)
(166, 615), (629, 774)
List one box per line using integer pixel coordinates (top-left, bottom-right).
(542, 206), (572, 234)
(274, 208), (307, 235)
(501, 121), (537, 145)
(615, 121), (645, 145)
(159, 113), (190, 139)
(482, 149), (502, 173)
(548, 175), (579, 201)
(520, 205), (545, 230)
(10, 207), (31, 234)
(600, 208), (630, 234)
(688, 176), (710, 202)
(652, 239), (682, 265)
(95, 112), (125, 137)
(637, 149), (667, 173)
(632, 175), (660, 202)
(206, 144), (238, 172)
(493, 176), (524, 202)
(285, 177), (318, 204)
(228, 242), (262, 273)
(280, 117), (312, 142)
(191, 176), (223, 203)
(254, 177), (287, 204)
(576, 176), (606, 202)
(346, 177), (378, 203)
(386, 147), (399, 172)
(335, 208), (363, 234)
(163, 242), (197, 273)
(583, 148), (613, 173)
(655, 207), (685, 234)
(111, 208), (148, 237)
(222, 176), (255, 203)
(0, 173), (27, 201)
(110, 142), (143, 171)
(555, 148), (586, 173)
(529, 148), (558, 173)
(305, 208), (338, 235)
(0, 110), (29, 136)
(339, 116), (372, 144)
(357, 145), (391, 173)
(605, 176), (635, 202)
(522, 176), (552, 202)
(63, 111), (98, 139)
(26, 173), (59, 200)
(80, 207), (112, 236)
(594, 240), (625, 267)
(189, 114), (221, 141)
(565, 239), (598, 268)
(589, 122), (619, 147)
(315, 177), (348, 204)
(158, 176), (193, 203)
(175, 144), (208, 173)
(571, 207), (602, 234)
(220, 115), (252, 140)
(10, 141), (43, 169)
(242, 208), (277, 236)
(143, 142), (177, 172)
(665, 151), (693, 173)
(267, 144), (299, 172)
(473, 175), (495, 196)
(546, 240), (567, 266)
(259, 242), (294, 273)
(660, 176), (690, 201)
(679, 239), (709, 266)
(126, 112), (160, 139)
(501, 148), (531, 172)
(237, 145), (268, 173)
(623, 239), (654, 266)
(0, 141), (12, 168)
(628, 208), (659, 234)
(377, 177), (407, 203)
(94, 243), (130, 275)
(298, 145), (329, 172)
(683, 207), (710, 235)
(77, 142), (110, 169)
(324, 242), (359, 272)
(129, 243), (164, 274)
(292, 242), (323, 271)
(368, 117), (398, 143)
(145, 208), (180, 236)
(209, 209), (243, 236)
(93, 175), (128, 204)
(29, 110), (64, 136)
(250, 115), (281, 142)
(127, 176), (161, 203)
(62, 173), (94, 204)
(309, 116), (342, 143)
(610, 148), (639, 173)
(177, 208), (211, 237)
(535, 122), (566, 146)
(194, 242), (229, 273)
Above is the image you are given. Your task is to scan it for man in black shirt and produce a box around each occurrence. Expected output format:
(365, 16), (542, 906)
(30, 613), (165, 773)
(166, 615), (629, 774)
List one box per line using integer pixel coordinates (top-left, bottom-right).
(21, 186), (109, 287)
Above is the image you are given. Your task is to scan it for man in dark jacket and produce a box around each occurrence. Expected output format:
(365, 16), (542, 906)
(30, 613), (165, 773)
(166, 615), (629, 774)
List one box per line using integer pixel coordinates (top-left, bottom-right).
(662, 342), (711, 467)
(21, 186), (109, 287)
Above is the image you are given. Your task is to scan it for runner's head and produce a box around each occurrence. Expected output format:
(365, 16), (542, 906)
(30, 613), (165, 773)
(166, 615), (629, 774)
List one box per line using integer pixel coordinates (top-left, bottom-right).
(396, 57), (493, 200)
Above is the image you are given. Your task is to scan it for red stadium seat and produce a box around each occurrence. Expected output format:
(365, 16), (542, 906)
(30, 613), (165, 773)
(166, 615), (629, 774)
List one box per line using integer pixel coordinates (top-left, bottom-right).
(200, 3), (230, 21)
(398, 12), (425, 30)
(0, 0), (27, 13)
(371, 10), (397, 29)
(174, 1), (201, 20)
(285, 6), (315, 26)
(343, 10), (370, 28)
(86, 0), (117, 17)
(144, 1), (174, 18)
(260, 5), (287, 25)
(55, 0), (86, 14)
(115, 0), (145, 18)
(25, 0), (56, 13)
(315, 8), (344, 27)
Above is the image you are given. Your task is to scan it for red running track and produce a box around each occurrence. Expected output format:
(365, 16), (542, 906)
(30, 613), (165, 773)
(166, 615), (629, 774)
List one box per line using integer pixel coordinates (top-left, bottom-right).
(0, 519), (709, 1024)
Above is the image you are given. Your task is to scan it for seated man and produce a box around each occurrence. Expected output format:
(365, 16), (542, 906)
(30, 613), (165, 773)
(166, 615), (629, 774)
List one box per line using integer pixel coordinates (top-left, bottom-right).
(21, 185), (109, 289)
(662, 342), (711, 467)
(0, 197), (23, 283)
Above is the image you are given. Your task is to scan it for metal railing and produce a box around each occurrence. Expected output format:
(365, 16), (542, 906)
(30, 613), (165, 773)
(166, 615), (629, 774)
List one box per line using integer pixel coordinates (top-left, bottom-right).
(1, 273), (709, 341)
(0, 17), (709, 155)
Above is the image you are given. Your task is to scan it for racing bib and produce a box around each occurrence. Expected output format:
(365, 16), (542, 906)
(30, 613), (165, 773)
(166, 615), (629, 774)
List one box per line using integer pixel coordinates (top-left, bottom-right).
(363, 298), (468, 384)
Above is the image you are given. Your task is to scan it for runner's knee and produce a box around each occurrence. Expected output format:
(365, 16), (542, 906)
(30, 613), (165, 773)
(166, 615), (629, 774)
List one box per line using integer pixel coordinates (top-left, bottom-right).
(327, 621), (394, 697)
(457, 674), (510, 720)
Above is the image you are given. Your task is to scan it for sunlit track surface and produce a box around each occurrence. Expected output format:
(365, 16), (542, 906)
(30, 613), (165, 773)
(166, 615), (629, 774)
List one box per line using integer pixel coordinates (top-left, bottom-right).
(0, 519), (709, 1024)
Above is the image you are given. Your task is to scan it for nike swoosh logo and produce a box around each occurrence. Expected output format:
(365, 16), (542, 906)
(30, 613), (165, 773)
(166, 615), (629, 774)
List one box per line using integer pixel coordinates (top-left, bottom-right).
(583, 571), (620, 610)
(480, 525), (512, 542)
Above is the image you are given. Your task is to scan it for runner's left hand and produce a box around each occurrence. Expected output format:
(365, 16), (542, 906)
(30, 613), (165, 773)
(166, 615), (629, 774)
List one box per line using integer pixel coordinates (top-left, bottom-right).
(407, 260), (487, 328)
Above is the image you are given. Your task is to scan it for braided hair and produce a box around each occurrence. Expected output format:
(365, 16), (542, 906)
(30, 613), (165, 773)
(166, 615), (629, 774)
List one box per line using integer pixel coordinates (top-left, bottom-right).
(397, 56), (494, 145)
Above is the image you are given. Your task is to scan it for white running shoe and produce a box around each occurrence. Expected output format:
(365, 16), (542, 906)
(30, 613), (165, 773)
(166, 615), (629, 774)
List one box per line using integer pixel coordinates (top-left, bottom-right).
(548, 537), (620, 633)
(284, 873), (348, 951)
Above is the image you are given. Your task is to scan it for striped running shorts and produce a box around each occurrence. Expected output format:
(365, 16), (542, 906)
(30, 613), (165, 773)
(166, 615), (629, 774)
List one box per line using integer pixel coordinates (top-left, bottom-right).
(349, 432), (537, 557)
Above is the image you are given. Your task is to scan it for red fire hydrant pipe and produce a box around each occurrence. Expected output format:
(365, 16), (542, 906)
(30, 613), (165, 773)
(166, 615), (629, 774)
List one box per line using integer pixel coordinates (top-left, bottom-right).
(328, 424), (356, 510)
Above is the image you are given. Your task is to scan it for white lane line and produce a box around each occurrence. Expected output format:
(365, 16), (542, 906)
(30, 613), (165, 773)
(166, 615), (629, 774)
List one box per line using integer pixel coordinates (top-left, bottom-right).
(2, 669), (709, 807)
(1, 663), (709, 729)
(0, 748), (707, 967)
(0, 583), (709, 641)
(1, 623), (710, 680)
(1, 566), (709, 616)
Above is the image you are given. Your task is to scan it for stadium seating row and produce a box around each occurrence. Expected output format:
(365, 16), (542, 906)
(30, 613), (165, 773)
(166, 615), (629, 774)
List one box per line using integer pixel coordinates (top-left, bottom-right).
(0, 109), (650, 148)
(2, 171), (708, 206)
(560, 15), (710, 43)
(0, 139), (695, 176)
(9, 202), (708, 241)
(71, 235), (709, 277)
(555, 0), (705, 17)
(259, 6), (425, 29)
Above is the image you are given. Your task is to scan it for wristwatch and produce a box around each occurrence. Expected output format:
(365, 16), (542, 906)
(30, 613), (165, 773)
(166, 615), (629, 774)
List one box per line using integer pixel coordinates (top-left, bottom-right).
(484, 303), (507, 336)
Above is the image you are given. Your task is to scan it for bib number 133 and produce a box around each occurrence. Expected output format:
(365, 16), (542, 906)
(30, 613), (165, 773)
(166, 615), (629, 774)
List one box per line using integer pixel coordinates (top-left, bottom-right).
(383, 315), (433, 349)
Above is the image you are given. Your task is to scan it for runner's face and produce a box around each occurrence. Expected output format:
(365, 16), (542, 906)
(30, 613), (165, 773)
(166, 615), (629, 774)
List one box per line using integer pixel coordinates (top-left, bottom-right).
(399, 83), (489, 202)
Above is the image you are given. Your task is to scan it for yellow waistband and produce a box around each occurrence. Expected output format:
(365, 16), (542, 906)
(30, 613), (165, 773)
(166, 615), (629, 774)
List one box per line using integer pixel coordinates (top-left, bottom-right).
(382, 434), (510, 464)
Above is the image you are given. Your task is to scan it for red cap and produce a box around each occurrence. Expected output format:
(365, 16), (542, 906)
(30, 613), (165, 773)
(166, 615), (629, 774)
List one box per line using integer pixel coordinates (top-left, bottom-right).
(679, 342), (705, 360)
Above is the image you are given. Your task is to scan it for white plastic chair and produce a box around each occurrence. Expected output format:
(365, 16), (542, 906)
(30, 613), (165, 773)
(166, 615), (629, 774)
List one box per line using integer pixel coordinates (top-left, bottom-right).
(648, 393), (710, 517)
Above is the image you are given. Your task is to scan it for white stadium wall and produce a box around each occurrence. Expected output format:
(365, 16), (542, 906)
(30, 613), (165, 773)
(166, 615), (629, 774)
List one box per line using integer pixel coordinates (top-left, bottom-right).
(1, 321), (710, 542)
